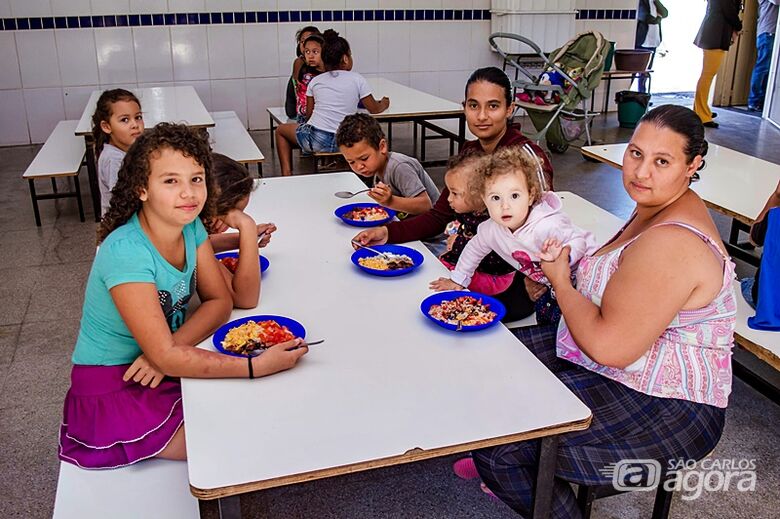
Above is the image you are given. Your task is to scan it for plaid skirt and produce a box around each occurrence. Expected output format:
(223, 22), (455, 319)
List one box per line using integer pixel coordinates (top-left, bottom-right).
(473, 324), (726, 518)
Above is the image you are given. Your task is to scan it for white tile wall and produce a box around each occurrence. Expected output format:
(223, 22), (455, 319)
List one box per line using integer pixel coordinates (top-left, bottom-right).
(345, 22), (378, 74)
(9, 0), (50, 17)
(129, 0), (166, 14)
(0, 89), (29, 145)
(56, 30), (99, 87)
(16, 30), (61, 89)
(169, 0), (206, 10)
(246, 76), (282, 129)
(206, 0), (241, 10)
(244, 24), (280, 78)
(211, 78), (247, 125)
(0, 33), (22, 90)
(0, 0), (11, 18)
(377, 22), (410, 73)
(95, 28), (137, 84)
(171, 26), (210, 81)
(207, 26), (246, 79)
(242, 1), (277, 10)
(24, 87), (66, 143)
(63, 86), (99, 120)
(51, 0), (91, 17)
(133, 27), (174, 83)
(91, 0), (130, 16)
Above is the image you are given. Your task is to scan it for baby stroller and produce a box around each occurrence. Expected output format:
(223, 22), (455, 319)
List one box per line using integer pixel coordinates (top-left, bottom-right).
(489, 31), (609, 153)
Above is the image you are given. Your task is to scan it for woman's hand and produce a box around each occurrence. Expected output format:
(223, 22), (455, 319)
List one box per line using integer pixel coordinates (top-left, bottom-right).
(429, 277), (464, 292)
(368, 182), (393, 205)
(540, 239), (571, 287)
(253, 338), (308, 376)
(123, 354), (165, 388)
(352, 227), (389, 248)
(256, 222), (277, 248)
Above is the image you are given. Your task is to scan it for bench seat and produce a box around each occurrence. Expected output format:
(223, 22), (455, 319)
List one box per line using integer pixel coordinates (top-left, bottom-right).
(53, 459), (200, 519)
(208, 111), (264, 176)
(22, 120), (85, 226)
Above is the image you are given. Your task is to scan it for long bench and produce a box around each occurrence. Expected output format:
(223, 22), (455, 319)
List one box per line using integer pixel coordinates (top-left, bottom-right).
(734, 279), (780, 371)
(208, 111), (264, 177)
(53, 459), (200, 519)
(22, 120), (86, 226)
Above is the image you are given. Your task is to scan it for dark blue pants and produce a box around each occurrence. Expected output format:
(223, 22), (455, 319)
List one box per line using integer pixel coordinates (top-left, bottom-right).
(749, 32), (775, 109)
(472, 325), (726, 518)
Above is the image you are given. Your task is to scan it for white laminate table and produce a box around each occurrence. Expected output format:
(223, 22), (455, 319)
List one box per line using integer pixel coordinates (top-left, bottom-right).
(208, 111), (264, 175)
(75, 86), (214, 221)
(182, 173), (591, 518)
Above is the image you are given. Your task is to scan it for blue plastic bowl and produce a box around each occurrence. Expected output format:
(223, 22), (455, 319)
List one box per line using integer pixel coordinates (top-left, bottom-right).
(215, 251), (269, 273)
(212, 315), (306, 357)
(334, 203), (396, 227)
(420, 291), (506, 332)
(351, 244), (424, 277)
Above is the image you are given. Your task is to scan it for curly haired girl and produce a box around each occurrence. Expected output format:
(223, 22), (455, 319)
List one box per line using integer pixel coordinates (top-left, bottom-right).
(61, 123), (308, 469)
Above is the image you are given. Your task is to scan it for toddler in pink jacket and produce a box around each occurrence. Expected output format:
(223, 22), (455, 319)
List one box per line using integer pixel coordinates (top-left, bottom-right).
(431, 145), (597, 295)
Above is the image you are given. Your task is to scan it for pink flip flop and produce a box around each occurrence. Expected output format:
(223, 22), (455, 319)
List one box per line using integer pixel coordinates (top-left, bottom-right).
(453, 456), (480, 480)
(480, 482), (499, 499)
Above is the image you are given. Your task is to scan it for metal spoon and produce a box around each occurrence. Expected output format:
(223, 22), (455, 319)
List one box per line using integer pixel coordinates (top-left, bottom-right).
(351, 240), (391, 259)
(335, 188), (371, 199)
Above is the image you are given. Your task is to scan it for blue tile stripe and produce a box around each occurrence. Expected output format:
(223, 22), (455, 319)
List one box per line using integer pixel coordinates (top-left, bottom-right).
(576, 9), (637, 21)
(0, 9), (499, 30)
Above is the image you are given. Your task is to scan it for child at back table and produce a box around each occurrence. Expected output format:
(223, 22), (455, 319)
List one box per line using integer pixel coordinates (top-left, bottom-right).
(285, 25), (320, 119)
(207, 153), (276, 309)
(275, 29), (390, 176)
(59, 124), (308, 470)
(336, 113), (439, 217)
(91, 88), (144, 216)
(431, 145), (597, 317)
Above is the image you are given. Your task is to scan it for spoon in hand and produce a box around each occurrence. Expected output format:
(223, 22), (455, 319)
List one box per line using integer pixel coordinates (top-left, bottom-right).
(335, 188), (371, 199)
(351, 240), (391, 259)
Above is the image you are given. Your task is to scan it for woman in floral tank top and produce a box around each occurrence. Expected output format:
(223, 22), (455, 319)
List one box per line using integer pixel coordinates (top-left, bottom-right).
(472, 105), (736, 517)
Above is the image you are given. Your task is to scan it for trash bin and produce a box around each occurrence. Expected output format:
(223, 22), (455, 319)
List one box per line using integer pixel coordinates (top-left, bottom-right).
(615, 91), (651, 129)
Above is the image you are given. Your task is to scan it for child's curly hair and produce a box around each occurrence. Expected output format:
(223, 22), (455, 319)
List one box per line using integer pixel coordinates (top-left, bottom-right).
(476, 145), (545, 205)
(211, 152), (255, 217)
(97, 123), (216, 244)
(445, 151), (489, 211)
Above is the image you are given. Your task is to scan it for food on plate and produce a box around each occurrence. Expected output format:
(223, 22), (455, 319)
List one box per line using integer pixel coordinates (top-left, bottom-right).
(219, 256), (239, 274)
(221, 320), (295, 355)
(358, 253), (415, 271)
(344, 206), (390, 221)
(427, 295), (497, 327)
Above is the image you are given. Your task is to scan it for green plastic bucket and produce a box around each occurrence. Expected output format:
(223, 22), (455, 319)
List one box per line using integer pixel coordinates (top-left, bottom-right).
(615, 91), (650, 129)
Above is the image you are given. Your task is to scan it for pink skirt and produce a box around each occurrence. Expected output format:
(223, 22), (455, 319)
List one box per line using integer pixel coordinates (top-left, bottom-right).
(58, 364), (183, 470)
(439, 259), (516, 296)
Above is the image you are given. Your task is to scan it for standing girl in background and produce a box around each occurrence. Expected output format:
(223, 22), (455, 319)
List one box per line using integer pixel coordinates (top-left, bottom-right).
(285, 25), (320, 120)
(275, 29), (390, 176)
(59, 124), (307, 469)
(294, 34), (325, 122)
(91, 88), (144, 216)
(693, 0), (743, 128)
(208, 153), (276, 309)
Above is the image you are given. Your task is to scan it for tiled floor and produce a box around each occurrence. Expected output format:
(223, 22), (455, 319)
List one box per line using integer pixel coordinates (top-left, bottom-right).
(0, 106), (778, 519)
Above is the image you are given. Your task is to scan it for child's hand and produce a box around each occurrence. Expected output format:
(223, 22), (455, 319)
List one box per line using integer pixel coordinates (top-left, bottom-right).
(207, 218), (229, 234)
(256, 222), (277, 248)
(429, 277), (464, 292)
(352, 227), (389, 248)
(368, 182), (393, 205)
(523, 277), (548, 302)
(539, 238), (563, 262)
(540, 244), (572, 287)
(123, 354), (165, 388)
(254, 338), (308, 376)
(380, 96), (390, 111)
(222, 209), (256, 231)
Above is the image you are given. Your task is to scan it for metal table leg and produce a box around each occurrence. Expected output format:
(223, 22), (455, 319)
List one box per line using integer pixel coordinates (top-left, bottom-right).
(83, 137), (101, 222)
(532, 435), (559, 519)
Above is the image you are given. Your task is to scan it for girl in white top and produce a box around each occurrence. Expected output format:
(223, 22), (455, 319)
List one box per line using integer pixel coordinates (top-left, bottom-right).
(431, 145), (597, 291)
(91, 89), (144, 216)
(274, 29), (390, 176)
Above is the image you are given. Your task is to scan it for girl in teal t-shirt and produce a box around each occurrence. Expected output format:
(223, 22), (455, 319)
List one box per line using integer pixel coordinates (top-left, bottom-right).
(59, 123), (309, 470)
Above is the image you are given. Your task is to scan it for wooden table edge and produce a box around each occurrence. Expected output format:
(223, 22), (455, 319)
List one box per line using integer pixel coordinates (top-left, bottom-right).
(189, 413), (593, 500)
(580, 148), (622, 170)
(735, 333), (780, 371)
